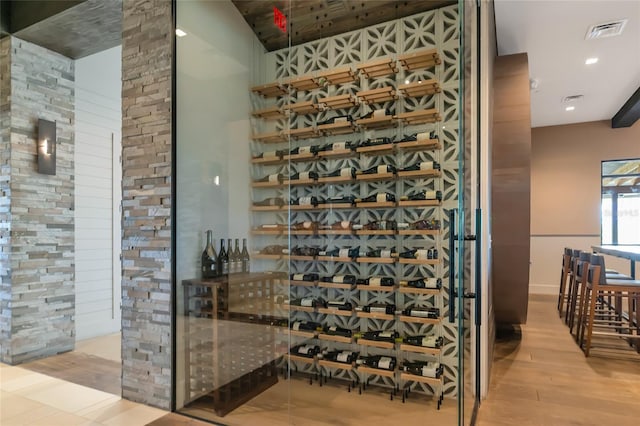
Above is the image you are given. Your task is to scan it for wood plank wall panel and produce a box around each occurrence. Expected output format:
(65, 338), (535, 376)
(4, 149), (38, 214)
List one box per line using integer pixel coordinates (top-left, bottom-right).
(121, 0), (173, 410)
(491, 53), (531, 324)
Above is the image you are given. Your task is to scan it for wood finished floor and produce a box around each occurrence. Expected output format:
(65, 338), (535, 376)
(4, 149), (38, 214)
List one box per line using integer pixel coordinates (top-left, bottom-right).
(20, 351), (121, 396)
(477, 294), (640, 426)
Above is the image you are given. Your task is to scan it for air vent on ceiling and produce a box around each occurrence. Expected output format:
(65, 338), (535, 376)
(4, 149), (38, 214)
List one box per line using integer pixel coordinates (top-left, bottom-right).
(562, 95), (584, 103)
(585, 19), (628, 40)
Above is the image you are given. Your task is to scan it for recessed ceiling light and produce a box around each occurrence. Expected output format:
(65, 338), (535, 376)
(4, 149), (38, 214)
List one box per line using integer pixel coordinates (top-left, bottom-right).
(175, 29), (187, 37)
(565, 106), (575, 111)
(585, 57), (598, 65)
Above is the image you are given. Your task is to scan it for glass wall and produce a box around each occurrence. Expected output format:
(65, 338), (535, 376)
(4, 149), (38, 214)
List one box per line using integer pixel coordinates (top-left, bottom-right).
(174, 1), (474, 424)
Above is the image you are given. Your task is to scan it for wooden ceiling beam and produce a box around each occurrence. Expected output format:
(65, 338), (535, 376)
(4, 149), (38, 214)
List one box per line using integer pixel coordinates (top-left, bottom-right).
(612, 85), (640, 128)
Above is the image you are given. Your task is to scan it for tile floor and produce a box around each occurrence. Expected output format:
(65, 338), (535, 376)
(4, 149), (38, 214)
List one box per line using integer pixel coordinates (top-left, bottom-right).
(0, 356), (167, 426)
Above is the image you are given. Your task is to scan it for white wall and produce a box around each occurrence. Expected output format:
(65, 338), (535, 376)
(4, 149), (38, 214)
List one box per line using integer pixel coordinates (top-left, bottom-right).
(74, 45), (122, 340)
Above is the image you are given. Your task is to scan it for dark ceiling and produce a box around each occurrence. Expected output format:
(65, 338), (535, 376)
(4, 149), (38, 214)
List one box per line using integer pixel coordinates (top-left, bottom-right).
(2, 0), (121, 59)
(231, 0), (456, 51)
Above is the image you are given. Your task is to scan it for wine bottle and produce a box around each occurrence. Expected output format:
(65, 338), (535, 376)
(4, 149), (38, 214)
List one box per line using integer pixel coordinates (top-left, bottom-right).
(261, 244), (287, 254)
(290, 273), (319, 282)
(318, 247), (340, 257)
(287, 297), (326, 308)
(402, 306), (439, 319)
(291, 344), (321, 358)
(361, 303), (396, 315)
(321, 167), (356, 179)
(254, 197), (286, 207)
(321, 274), (356, 284)
(356, 355), (396, 371)
(401, 190), (442, 201)
(362, 277), (395, 287)
(290, 320), (321, 332)
(400, 278), (442, 289)
(290, 196), (319, 206)
(397, 219), (440, 231)
(359, 108), (391, 120)
(322, 325), (352, 337)
(399, 161), (441, 172)
(289, 246), (320, 256)
(361, 330), (399, 342)
(399, 249), (437, 260)
(347, 247), (363, 258)
(364, 248), (396, 258)
(360, 136), (392, 147)
(327, 141), (355, 151)
(217, 239), (229, 275)
(402, 361), (441, 378)
(352, 220), (397, 231)
(403, 335), (443, 348)
(241, 238), (250, 273)
(231, 239), (241, 274)
(322, 221), (352, 230)
(320, 349), (358, 364)
(326, 300), (354, 311)
(324, 195), (356, 205)
(254, 150), (281, 159)
(256, 173), (283, 183)
(289, 171), (319, 181)
(290, 221), (319, 231)
(289, 146), (319, 155)
(356, 192), (395, 203)
(359, 164), (397, 175)
(226, 239), (234, 273)
(201, 230), (218, 279)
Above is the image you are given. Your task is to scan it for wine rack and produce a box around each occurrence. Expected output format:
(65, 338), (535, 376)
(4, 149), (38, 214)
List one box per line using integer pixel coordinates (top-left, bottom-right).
(249, 46), (449, 410)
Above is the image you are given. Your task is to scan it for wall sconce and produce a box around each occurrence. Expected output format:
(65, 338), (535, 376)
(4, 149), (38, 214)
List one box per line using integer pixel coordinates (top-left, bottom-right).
(37, 119), (56, 175)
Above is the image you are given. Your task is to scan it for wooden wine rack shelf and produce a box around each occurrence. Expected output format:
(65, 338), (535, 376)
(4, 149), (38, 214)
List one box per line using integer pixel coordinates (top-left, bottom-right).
(399, 344), (441, 356)
(357, 57), (398, 79)
(356, 115), (396, 130)
(398, 48), (441, 71)
(319, 94), (359, 109)
(358, 339), (394, 349)
(356, 284), (396, 292)
(398, 79), (440, 98)
(251, 81), (288, 98)
(285, 101), (324, 115)
(318, 334), (353, 344)
(317, 66), (358, 85)
(396, 108), (441, 125)
(357, 366), (395, 378)
(399, 287), (441, 296)
(285, 75), (321, 92)
(252, 106), (285, 120)
(357, 86), (397, 105)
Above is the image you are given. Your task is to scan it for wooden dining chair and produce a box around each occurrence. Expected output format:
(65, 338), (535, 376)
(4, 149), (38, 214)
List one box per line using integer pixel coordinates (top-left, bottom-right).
(564, 249), (583, 325)
(568, 252), (590, 334)
(557, 247), (573, 316)
(580, 254), (640, 357)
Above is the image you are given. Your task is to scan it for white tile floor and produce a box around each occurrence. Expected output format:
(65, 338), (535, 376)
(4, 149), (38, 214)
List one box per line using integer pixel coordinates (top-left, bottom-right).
(0, 351), (167, 426)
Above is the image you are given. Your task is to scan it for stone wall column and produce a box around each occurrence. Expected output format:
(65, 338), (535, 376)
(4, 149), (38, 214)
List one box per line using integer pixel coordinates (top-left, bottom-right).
(121, 0), (173, 409)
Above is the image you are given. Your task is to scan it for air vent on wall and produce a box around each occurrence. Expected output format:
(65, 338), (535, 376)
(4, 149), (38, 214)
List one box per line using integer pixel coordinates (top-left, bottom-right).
(562, 95), (584, 103)
(585, 19), (628, 40)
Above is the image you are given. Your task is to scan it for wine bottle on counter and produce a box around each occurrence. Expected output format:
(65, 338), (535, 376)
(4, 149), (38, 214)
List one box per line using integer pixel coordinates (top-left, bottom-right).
(254, 197), (286, 207)
(290, 320), (321, 332)
(321, 167), (356, 179)
(360, 136), (392, 147)
(356, 192), (396, 203)
(322, 325), (353, 337)
(321, 274), (356, 284)
(352, 220), (397, 231)
(402, 361), (441, 378)
(357, 277), (395, 287)
(256, 173), (283, 183)
(231, 239), (241, 274)
(291, 344), (321, 358)
(326, 300), (354, 311)
(365, 248), (396, 258)
(359, 303), (396, 315)
(400, 278), (442, 289)
(402, 306), (440, 319)
(358, 164), (397, 175)
(289, 273), (319, 282)
(361, 330), (399, 342)
(319, 349), (358, 364)
(241, 238), (250, 273)
(400, 190), (442, 201)
(403, 335), (443, 349)
(201, 230), (218, 279)
(227, 239), (234, 273)
(356, 355), (396, 371)
(398, 248), (438, 260)
(399, 161), (441, 172)
(396, 219), (441, 231)
(289, 171), (319, 181)
(218, 239), (229, 275)
(290, 196), (319, 207)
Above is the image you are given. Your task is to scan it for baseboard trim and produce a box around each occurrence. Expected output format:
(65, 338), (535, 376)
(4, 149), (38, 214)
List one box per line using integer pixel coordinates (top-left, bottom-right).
(529, 284), (557, 295)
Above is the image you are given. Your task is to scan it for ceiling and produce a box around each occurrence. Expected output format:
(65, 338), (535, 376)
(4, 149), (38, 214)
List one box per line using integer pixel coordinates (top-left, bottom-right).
(231, 0), (455, 51)
(495, 0), (640, 128)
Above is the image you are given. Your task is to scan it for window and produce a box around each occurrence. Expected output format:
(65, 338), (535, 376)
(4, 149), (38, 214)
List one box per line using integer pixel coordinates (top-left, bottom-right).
(601, 159), (640, 245)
